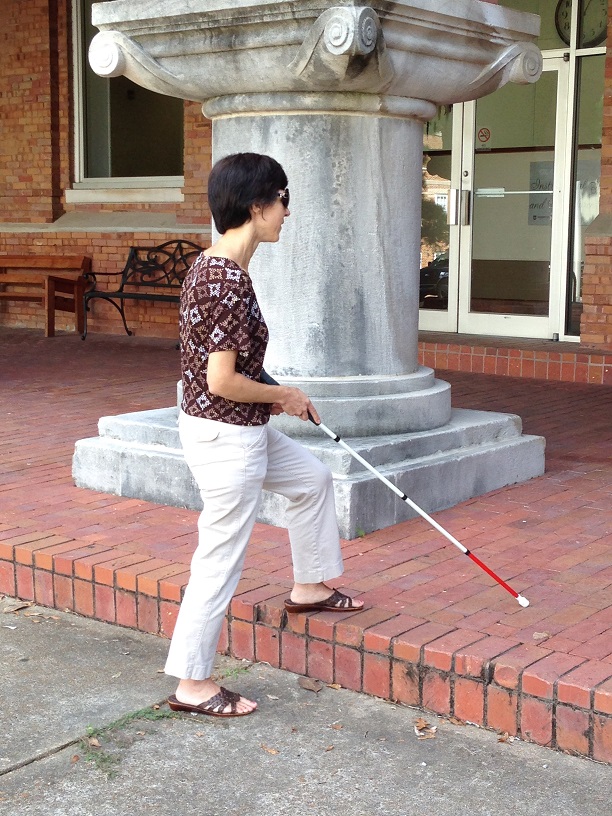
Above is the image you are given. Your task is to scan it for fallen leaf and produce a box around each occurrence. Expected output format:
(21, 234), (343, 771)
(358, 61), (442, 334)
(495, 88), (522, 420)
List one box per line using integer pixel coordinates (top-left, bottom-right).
(88, 737), (101, 748)
(152, 704), (160, 710)
(414, 717), (437, 739)
(298, 677), (323, 693)
(498, 732), (515, 743)
(3, 602), (33, 614)
(330, 723), (343, 731)
(327, 683), (342, 690)
(71, 755), (80, 764)
(23, 611), (42, 617)
(324, 745), (335, 752)
(156, 669), (165, 673)
(532, 632), (550, 641)
(135, 731), (145, 736)
(195, 732), (205, 737)
(447, 717), (466, 726)
(266, 695), (280, 700)
(260, 743), (280, 755)
(111, 672), (121, 679)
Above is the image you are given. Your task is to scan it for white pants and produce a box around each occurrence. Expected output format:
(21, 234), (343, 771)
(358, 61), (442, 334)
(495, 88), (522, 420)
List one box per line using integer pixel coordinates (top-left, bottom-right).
(164, 411), (344, 680)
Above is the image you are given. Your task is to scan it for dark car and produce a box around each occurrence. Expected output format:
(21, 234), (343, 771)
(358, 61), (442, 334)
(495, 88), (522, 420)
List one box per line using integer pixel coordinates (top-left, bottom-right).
(419, 252), (449, 304)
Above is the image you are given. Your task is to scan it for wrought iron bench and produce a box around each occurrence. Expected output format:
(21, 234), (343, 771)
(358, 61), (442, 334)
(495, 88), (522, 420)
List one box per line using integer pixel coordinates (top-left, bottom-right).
(82, 239), (204, 339)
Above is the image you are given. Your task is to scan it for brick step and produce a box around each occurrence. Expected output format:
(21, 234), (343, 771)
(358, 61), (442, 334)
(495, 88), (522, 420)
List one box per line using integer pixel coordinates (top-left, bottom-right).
(0, 526), (610, 763)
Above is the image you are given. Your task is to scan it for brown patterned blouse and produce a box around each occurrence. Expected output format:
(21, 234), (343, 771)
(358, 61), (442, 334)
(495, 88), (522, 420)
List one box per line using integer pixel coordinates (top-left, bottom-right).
(179, 254), (270, 426)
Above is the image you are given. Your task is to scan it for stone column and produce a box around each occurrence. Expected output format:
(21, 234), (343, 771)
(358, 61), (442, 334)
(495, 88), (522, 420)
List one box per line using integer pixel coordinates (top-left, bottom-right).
(209, 99), (448, 437)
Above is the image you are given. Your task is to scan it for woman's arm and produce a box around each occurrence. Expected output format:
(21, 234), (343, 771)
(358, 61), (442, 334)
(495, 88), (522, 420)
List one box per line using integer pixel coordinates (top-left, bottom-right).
(207, 349), (320, 423)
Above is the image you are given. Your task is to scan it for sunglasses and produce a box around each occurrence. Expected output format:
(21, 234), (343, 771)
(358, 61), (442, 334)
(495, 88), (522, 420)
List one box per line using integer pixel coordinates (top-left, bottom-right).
(277, 188), (290, 208)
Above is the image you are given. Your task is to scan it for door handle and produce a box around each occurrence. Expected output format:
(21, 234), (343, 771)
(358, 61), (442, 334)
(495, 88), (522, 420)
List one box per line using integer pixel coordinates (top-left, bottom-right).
(447, 189), (471, 226)
(461, 189), (471, 226)
(447, 189), (459, 226)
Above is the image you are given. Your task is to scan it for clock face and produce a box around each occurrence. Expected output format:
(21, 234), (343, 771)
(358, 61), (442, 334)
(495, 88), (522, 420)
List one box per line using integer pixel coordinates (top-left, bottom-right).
(555, 0), (608, 48)
(581, 0), (608, 47)
(555, 0), (572, 44)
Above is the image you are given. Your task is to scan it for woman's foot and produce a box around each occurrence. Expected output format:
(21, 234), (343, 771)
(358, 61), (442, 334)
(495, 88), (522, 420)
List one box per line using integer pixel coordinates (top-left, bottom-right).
(286, 582), (364, 612)
(173, 678), (257, 716)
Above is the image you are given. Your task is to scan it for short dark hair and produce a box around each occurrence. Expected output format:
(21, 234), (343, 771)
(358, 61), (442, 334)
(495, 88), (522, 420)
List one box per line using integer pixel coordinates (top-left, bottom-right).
(208, 153), (288, 234)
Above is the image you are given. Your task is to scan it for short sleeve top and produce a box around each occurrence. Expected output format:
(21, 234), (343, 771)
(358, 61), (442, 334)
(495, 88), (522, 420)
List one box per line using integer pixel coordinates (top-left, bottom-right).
(179, 254), (270, 426)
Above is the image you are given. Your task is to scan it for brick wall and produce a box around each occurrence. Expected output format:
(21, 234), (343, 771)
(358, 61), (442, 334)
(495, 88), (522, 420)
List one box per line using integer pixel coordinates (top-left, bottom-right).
(3, 0), (612, 348)
(580, 1), (612, 349)
(1, 1), (63, 222)
(0, 2), (212, 337)
(181, 102), (213, 225)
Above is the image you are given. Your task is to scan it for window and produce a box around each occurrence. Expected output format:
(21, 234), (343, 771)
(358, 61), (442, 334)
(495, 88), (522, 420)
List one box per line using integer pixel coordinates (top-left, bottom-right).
(71, 0), (184, 194)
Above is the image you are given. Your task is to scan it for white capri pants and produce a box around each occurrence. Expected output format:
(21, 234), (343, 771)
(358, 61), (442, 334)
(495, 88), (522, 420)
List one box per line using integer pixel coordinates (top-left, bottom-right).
(164, 411), (344, 680)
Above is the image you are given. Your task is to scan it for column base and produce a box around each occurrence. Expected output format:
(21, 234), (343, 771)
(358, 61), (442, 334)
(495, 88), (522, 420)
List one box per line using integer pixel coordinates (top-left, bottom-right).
(72, 406), (544, 539)
(266, 368), (451, 436)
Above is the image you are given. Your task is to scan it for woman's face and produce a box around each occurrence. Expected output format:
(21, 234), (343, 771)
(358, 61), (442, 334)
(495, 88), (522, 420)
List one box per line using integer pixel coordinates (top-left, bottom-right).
(252, 188), (290, 243)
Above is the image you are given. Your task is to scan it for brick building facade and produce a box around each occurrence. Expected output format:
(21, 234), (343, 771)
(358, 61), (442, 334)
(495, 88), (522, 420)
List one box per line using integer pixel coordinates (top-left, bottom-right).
(582, 11), (612, 349)
(0, 0), (211, 339)
(1, 0), (612, 350)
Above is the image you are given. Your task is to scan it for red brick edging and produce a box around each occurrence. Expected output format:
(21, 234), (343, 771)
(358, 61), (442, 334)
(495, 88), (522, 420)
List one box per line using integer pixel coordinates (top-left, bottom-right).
(418, 340), (612, 385)
(1, 534), (610, 764)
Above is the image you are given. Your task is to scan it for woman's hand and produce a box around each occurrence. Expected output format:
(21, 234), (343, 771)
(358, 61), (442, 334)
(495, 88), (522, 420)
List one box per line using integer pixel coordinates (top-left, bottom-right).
(277, 386), (320, 424)
(207, 350), (320, 423)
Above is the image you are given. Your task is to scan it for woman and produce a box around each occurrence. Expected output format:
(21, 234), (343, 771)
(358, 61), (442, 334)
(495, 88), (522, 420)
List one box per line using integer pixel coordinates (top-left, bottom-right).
(164, 152), (363, 718)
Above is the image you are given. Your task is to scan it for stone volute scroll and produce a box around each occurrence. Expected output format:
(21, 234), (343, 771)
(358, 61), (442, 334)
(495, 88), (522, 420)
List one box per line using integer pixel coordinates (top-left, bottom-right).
(88, 30), (205, 101)
(288, 6), (394, 91)
(470, 42), (543, 92)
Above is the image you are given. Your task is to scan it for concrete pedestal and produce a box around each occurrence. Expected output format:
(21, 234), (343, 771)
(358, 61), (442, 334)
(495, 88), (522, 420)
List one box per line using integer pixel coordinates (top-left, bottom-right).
(73, 402), (544, 539)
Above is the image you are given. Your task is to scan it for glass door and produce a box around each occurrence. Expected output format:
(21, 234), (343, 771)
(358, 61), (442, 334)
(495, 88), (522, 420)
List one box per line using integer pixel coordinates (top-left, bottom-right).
(458, 59), (570, 337)
(419, 105), (463, 332)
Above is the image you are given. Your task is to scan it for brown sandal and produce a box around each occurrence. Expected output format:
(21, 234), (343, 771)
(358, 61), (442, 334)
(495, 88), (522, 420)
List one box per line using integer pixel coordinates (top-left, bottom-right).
(284, 588), (363, 614)
(167, 687), (255, 718)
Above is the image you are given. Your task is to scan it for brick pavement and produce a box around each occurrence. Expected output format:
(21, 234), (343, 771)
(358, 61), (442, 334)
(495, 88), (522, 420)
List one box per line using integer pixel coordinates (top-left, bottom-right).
(1, 328), (611, 762)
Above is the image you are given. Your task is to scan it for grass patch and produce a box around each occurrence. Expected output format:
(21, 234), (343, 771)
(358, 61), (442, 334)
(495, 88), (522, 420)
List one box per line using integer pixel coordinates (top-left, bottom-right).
(79, 706), (179, 779)
(79, 662), (254, 777)
(213, 661), (253, 682)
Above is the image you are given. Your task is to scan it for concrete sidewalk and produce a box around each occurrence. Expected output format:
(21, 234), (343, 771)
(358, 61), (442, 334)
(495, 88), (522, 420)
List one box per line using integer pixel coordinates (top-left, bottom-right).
(1, 597), (610, 816)
(1, 328), (611, 763)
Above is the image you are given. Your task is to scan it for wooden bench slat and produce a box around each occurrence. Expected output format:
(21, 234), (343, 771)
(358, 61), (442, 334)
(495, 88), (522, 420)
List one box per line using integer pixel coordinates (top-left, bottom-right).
(0, 255), (91, 272)
(0, 292), (44, 302)
(0, 274), (47, 286)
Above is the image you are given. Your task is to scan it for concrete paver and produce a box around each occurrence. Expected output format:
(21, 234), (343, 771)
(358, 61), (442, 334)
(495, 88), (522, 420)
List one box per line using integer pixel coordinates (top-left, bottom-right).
(0, 598), (174, 771)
